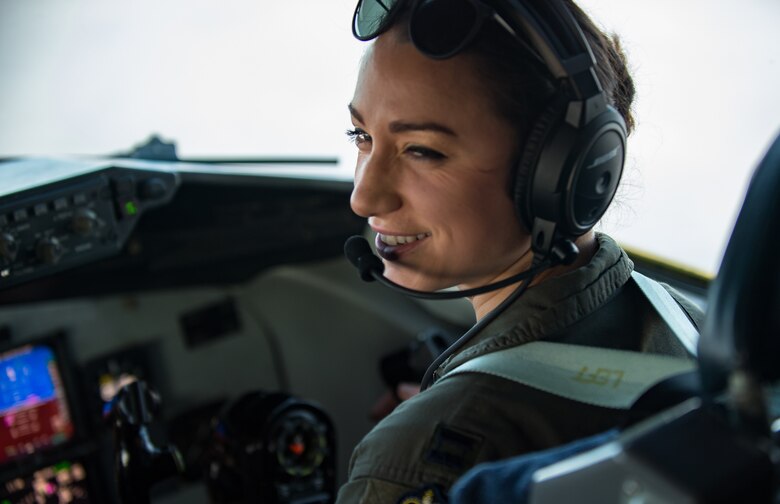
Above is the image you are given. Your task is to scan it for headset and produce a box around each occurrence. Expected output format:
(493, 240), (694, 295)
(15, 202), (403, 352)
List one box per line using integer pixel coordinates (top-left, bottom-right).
(494, 0), (628, 258)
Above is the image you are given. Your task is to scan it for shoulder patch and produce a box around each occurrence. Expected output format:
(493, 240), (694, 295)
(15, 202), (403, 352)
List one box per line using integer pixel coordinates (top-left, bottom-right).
(397, 484), (448, 504)
(424, 423), (483, 471)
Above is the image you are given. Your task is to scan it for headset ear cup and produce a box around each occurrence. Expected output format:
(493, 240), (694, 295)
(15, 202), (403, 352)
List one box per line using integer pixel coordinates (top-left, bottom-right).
(514, 95), (627, 250)
(566, 107), (626, 234)
(513, 97), (567, 232)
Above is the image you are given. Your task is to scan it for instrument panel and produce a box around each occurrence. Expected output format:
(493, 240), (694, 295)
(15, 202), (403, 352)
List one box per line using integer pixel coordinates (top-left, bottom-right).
(0, 159), (179, 290)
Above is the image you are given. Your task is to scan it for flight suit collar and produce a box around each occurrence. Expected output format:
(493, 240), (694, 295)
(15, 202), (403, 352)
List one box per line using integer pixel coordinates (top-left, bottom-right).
(434, 233), (634, 381)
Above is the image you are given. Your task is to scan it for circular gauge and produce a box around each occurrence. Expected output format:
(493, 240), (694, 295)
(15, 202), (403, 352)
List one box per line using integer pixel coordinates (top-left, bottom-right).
(270, 410), (329, 478)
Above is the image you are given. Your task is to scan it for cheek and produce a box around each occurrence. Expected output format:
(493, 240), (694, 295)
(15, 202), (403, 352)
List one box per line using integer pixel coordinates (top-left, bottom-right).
(462, 199), (523, 245)
(422, 173), (523, 242)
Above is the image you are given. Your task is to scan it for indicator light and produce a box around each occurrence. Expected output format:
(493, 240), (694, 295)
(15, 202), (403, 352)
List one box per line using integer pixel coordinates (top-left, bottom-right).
(124, 201), (138, 216)
(289, 441), (305, 456)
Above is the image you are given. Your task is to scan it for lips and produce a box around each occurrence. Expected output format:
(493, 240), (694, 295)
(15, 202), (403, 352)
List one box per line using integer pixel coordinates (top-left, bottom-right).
(374, 231), (430, 261)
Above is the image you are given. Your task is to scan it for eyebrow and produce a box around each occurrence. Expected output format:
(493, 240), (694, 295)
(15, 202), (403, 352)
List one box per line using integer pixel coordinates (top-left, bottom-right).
(348, 103), (457, 137)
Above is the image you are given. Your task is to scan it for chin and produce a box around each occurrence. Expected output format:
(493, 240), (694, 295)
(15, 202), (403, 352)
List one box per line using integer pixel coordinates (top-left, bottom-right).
(383, 263), (455, 293)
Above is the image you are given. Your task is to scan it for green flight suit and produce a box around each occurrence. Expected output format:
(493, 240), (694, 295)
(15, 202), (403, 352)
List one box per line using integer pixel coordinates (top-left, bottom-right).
(336, 234), (704, 503)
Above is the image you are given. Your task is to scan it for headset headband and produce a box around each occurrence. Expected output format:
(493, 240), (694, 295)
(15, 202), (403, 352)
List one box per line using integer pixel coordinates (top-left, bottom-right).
(499, 2), (600, 89)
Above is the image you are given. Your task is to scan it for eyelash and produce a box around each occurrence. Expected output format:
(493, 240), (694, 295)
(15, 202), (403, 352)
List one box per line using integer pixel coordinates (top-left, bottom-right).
(345, 128), (446, 161)
(346, 128), (371, 145)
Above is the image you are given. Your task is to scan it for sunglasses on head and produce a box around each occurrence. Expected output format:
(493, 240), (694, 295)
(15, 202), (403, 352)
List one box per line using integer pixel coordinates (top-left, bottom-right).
(352, 0), (516, 59)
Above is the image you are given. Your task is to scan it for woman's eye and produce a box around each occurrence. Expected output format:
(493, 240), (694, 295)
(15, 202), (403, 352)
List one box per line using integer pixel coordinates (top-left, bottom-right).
(405, 145), (446, 161)
(346, 128), (371, 147)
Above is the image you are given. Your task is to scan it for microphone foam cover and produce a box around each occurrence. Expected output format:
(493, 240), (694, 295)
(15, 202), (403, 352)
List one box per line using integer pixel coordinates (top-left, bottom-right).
(344, 236), (384, 281)
(344, 236), (371, 267)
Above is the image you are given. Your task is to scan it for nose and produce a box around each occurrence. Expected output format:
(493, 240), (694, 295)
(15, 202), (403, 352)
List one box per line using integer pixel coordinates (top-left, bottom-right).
(350, 152), (402, 218)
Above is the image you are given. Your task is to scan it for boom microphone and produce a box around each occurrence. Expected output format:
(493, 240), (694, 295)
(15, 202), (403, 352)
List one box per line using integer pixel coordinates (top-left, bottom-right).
(343, 235), (575, 300)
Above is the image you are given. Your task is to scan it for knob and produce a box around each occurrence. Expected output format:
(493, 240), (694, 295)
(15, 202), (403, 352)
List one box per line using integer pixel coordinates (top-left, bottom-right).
(36, 237), (64, 265)
(71, 208), (99, 236)
(0, 233), (18, 265)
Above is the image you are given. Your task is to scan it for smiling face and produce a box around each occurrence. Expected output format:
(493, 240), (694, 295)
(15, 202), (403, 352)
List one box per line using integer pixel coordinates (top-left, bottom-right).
(348, 31), (533, 293)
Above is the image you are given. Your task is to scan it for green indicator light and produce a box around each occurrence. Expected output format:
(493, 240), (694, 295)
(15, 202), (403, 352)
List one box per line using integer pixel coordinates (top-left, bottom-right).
(54, 461), (71, 471)
(124, 201), (138, 216)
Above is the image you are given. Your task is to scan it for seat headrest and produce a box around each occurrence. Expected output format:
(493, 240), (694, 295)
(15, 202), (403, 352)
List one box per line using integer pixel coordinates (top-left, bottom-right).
(699, 132), (780, 394)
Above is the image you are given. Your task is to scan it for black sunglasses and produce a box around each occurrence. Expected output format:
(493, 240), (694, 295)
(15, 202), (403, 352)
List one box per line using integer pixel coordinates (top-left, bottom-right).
(352, 0), (510, 59)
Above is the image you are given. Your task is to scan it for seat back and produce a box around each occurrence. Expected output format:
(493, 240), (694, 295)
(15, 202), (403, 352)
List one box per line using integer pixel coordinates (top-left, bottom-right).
(699, 132), (780, 394)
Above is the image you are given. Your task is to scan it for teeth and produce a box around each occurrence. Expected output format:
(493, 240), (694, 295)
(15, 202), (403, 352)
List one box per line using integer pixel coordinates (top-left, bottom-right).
(380, 232), (430, 246)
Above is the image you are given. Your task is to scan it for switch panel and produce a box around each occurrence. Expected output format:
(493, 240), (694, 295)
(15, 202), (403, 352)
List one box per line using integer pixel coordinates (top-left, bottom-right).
(0, 159), (180, 290)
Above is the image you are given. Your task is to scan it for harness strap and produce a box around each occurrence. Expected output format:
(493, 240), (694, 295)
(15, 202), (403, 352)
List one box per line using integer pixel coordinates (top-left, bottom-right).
(445, 342), (694, 409)
(630, 271), (699, 356)
(441, 272), (700, 409)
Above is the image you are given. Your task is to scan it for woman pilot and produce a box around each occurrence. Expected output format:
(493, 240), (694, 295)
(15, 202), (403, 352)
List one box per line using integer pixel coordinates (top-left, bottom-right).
(339, 0), (703, 501)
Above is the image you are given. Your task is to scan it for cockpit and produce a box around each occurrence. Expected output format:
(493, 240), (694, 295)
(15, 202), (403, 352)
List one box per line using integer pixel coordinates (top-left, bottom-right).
(1, 1), (779, 503)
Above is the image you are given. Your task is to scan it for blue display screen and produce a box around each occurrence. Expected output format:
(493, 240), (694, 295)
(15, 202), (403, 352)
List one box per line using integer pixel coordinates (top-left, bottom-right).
(0, 343), (74, 463)
(0, 346), (56, 414)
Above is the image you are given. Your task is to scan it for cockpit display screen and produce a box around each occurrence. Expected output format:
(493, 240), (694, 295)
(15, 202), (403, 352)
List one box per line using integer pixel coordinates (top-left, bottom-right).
(0, 345), (74, 464)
